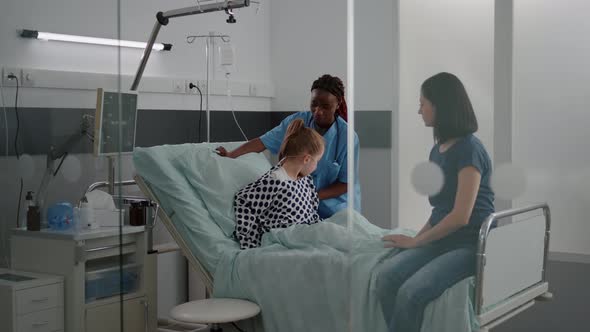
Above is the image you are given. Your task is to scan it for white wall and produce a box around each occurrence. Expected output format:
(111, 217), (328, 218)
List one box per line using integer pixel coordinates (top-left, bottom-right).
(354, 0), (397, 228)
(354, 0), (396, 112)
(0, 0), (271, 82)
(271, 0), (395, 226)
(270, 0), (346, 112)
(513, 0), (590, 255)
(0, 0), (272, 229)
(0, 0), (271, 111)
(0, 0), (272, 314)
(398, 0), (495, 231)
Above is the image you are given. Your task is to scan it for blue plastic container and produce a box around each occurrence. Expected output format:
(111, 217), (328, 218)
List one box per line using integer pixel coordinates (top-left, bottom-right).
(85, 264), (140, 302)
(47, 202), (75, 230)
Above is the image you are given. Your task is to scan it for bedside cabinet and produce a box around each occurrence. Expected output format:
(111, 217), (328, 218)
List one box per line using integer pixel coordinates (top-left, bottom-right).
(10, 226), (157, 332)
(0, 269), (64, 332)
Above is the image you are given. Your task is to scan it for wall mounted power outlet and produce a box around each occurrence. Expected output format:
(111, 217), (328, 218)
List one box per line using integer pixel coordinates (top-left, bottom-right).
(172, 79), (186, 93)
(198, 80), (208, 92)
(21, 69), (35, 87)
(188, 80), (207, 93)
(187, 80), (207, 94)
(2, 67), (21, 86)
(249, 84), (257, 97)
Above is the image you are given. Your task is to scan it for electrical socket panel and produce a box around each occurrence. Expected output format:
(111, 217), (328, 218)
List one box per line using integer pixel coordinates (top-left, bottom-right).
(249, 84), (257, 97)
(2, 67), (21, 86)
(172, 79), (186, 93)
(186, 80), (203, 95)
(192, 80), (207, 93)
(21, 69), (35, 87)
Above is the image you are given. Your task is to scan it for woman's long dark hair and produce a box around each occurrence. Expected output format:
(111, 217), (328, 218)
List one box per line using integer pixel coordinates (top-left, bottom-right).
(421, 72), (478, 143)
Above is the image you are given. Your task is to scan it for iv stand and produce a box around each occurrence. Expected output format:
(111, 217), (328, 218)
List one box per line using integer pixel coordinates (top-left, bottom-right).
(120, 1), (249, 252)
(186, 33), (231, 142)
(130, 1), (249, 143)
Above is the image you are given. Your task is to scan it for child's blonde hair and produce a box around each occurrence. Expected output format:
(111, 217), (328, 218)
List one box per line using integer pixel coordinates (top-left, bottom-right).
(278, 119), (325, 160)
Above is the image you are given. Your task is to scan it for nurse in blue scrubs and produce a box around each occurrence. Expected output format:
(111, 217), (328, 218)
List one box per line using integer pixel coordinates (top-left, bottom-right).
(216, 74), (361, 218)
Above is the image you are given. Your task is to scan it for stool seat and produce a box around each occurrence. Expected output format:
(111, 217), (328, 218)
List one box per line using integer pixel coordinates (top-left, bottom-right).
(170, 298), (260, 324)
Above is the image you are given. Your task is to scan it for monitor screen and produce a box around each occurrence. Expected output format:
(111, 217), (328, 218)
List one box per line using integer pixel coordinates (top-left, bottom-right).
(94, 89), (138, 156)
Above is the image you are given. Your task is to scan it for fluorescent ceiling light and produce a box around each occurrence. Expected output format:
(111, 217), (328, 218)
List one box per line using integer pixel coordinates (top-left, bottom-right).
(20, 29), (172, 51)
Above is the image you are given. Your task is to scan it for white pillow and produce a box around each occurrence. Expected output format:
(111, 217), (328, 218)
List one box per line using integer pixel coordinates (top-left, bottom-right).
(182, 142), (272, 236)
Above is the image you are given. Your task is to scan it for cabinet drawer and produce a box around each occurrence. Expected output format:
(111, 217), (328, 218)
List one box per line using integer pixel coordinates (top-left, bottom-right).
(17, 307), (64, 332)
(16, 283), (63, 315)
(84, 235), (138, 260)
(86, 297), (147, 332)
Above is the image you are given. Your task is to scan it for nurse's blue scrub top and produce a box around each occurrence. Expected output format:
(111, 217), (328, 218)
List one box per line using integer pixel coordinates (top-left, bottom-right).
(260, 111), (361, 218)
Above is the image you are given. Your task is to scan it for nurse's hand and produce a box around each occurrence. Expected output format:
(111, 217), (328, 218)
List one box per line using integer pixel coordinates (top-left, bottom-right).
(216, 146), (235, 158)
(382, 234), (419, 249)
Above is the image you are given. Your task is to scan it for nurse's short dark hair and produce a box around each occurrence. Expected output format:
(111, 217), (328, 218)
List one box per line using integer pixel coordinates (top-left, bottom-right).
(421, 72), (478, 143)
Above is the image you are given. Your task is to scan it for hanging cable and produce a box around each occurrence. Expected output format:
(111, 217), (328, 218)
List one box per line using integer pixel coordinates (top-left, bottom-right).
(16, 178), (23, 228)
(197, 86), (203, 142)
(53, 152), (69, 176)
(188, 82), (204, 142)
(10, 75), (21, 159)
(226, 73), (248, 141)
(0, 75), (8, 156)
(10, 76), (24, 229)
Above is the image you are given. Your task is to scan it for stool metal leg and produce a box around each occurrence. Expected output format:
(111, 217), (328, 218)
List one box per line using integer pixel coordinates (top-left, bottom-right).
(210, 323), (223, 332)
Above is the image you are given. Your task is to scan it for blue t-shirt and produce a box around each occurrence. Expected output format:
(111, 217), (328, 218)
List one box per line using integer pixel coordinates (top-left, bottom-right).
(428, 134), (495, 241)
(259, 111), (361, 218)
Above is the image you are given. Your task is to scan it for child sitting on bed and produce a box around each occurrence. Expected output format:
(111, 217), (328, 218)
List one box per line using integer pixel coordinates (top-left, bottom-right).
(233, 118), (325, 249)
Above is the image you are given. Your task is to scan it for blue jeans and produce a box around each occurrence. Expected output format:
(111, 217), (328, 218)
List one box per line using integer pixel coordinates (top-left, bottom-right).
(375, 239), (476, 332)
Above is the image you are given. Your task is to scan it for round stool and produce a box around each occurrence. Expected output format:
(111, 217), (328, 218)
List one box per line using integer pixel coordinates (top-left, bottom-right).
(170, 298), (260, 332)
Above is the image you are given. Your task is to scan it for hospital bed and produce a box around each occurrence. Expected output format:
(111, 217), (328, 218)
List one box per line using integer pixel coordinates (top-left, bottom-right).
(132, 142), (552, 332)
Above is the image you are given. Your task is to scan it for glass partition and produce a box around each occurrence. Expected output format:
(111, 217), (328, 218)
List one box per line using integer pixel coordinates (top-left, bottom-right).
(0, 1), (138, 332)
(6, 1), (565, 332)
(352, 1), (497, 331)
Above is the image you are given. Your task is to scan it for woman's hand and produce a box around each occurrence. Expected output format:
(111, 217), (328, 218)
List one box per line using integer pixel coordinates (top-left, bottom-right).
(381, 234), (419, 249)
(214, 138), (266, 159)
(317, 182), (347, 200)
(216, 146), (235, 158)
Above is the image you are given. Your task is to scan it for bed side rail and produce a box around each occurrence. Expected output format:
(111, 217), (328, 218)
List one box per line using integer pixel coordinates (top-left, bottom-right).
(474, 203), (551, 323)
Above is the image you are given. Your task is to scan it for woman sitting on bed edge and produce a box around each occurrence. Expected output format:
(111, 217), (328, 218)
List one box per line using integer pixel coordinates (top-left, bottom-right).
(233, 119), (325, 249)
(377, 72), (495, 332)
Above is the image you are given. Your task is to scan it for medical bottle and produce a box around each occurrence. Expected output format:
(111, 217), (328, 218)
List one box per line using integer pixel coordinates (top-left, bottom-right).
(21, 191), (34, 228)
(25, 191), (41, 231)
(80, 196), (97, 229)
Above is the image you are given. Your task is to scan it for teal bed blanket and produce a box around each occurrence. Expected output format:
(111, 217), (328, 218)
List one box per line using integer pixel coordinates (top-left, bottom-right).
(133, 143), (478, 332)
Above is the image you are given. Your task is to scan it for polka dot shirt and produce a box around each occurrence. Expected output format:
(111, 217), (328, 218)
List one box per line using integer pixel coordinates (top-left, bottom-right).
(233, 165), (323, 249)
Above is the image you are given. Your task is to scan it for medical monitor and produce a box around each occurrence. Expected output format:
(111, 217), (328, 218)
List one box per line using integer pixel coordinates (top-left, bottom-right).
(94, 88), (138, 156)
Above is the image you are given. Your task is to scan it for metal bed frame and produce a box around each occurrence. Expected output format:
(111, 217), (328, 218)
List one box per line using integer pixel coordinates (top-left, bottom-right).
(133, 175), (553, 331)
(474, 203), (553, 331)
